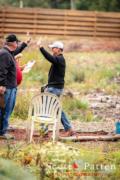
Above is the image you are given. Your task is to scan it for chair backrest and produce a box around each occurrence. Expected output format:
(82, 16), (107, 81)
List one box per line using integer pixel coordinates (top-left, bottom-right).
(28, 92), (61, 121)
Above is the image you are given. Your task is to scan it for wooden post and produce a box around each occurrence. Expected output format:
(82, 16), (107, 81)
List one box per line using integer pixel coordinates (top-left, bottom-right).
(19, 0), (23, 8)
(70, 0), (76, 10)
(33, 9), (37, 36)
(64, 10), (67, 38)
(94, 11), (97, 39)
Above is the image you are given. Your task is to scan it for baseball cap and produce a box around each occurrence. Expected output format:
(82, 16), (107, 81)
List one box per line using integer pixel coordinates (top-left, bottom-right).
(48, 41), (64, 49)
(5, 34), (19, 43)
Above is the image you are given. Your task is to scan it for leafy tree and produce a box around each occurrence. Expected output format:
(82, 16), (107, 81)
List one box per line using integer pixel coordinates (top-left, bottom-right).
(76, 0), (91, 10)
(109, 0), (120, 12)
(0, 0), (69, 8)
(0, 0), (49, 7)
(0, 0), (120, 12)
(76, 0), (120, 12)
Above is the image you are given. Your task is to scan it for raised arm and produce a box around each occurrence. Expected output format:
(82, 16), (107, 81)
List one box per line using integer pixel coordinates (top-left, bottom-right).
(40, 47), (61, 64)
(13, 42), (27, 56)
(13, 36), (31, 56)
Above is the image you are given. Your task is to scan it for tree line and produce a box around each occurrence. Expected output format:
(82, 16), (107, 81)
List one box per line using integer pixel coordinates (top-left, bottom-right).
(0, 0), (120, 12)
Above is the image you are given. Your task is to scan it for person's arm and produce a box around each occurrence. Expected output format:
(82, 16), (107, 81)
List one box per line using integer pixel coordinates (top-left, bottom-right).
(13, 42), (27, 56)
(13, 36), (31, 56)
(40, 47), (61, 64)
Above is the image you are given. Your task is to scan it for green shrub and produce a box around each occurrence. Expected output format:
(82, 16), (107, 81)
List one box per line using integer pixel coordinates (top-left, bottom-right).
(72, 70), (85, 83)
(0, 158), (35, 180)
(12, 92), (32, 120)
(63, 97), (89, 112)
(62, 97), (89, 120)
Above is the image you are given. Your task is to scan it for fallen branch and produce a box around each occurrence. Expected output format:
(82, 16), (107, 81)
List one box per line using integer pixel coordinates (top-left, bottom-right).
(59, 134), (120, 142)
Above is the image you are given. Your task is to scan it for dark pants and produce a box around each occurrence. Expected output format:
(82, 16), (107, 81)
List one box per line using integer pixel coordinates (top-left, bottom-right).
(46, 87), (72, 131)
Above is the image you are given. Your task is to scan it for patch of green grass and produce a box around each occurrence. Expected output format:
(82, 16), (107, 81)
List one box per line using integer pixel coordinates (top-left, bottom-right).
(62, 97), (91, 121)
(63, 97), (89, 112)
(72, 69), (85, 83)
(65, 51), (120, 93)
(12, 92), (32, 120)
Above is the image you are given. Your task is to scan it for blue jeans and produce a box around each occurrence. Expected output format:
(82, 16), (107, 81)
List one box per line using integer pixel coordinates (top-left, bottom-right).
(46, 87), (72, 131)
(0, 88), (17, 135)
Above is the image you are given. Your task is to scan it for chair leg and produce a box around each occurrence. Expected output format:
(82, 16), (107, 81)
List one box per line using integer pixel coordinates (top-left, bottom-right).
(30, 120), (34, 142)
(53, 119), (59, 143)
(52, 121), (56, 143)
(55, 122), (60, 140)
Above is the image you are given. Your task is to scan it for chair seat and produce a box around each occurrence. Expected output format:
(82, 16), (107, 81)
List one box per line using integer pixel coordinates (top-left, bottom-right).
(32, 116), (54, 124)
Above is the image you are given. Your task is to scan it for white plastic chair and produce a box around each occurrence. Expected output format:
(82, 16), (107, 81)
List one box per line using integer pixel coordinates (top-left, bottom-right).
(27, 92), (62, 142)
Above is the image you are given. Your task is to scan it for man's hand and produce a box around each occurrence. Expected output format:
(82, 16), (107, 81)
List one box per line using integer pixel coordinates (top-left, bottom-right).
(37, 38), (43, 48)
(26, 37), (31, 45)
(25, 32), (31, 45)
(20, 64), (26, 71)
(0, 86), (6, 95)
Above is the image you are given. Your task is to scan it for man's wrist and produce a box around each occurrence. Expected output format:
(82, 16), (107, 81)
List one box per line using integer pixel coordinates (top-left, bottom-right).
(40, 45), (43, 49)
